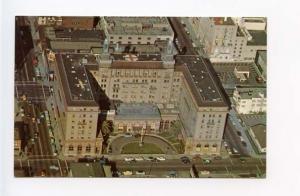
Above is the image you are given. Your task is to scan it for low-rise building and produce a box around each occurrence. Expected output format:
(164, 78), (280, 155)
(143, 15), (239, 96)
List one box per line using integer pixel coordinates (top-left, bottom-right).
(233, 87), (266, 114)
(234, 65), (250, 82)
(113, 103), (161, 134)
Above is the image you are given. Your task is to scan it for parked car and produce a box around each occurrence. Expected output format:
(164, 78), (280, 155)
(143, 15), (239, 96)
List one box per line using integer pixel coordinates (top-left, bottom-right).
(124, 133), (133, 138)
(156, 156), (166, 161)
(144, 156), (154, 161)
(49, 165), (59, 171)
(180, 156), (190, 164)
(124, 157), (134, 162)
(200, 170), (210, 175)
(202, 159), (211, 164)
(135, 170), (146, 175)
(135, 157), (144, 161)
(122, 171), (133, 176)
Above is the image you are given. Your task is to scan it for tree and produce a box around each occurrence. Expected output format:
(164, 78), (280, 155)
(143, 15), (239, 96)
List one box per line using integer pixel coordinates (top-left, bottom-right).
(101, 120), (112, 137)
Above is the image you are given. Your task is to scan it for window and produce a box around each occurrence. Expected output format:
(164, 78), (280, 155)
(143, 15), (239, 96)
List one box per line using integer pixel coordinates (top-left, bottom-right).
(147, 37), (151, 40)
(138, 37), (141, 40)
(77, 145), (82, 152)
(128, 37), (132, 40)
(68, 145), (74, 151)
(119, 37), (122, 39)
(86, 145), (91, 152)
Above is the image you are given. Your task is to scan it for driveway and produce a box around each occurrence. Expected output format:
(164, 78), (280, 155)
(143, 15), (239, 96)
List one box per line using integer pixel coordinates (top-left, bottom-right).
(109, 135), (177, 155)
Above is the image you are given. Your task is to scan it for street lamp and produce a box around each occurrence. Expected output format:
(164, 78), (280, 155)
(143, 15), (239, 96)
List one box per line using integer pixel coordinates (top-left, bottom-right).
(139, 129), (145, 147)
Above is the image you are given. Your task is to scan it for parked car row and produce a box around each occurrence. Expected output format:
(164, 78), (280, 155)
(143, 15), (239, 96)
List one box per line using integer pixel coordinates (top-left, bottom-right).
(124, 156), (166, 162)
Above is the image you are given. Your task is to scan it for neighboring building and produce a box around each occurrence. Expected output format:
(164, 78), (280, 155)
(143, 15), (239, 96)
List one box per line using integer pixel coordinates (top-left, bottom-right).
(175, 56), (229, 155)
(53, 53), (103, 157)
(44, 27), (105, 51)
(234, 65), (250, 82)
(183, 17), (267, 62)
(239, 17), (266, 31)
(38, 16), (94, 29)
(248, 124), (266, 153)
(102, 17), (174, 45)
(112, 103), (161, 134)
(14, 125), (22, 156)
(233, 87), (266, 114)
(255, 50), (267, 81)
(61, 17), (95, 30)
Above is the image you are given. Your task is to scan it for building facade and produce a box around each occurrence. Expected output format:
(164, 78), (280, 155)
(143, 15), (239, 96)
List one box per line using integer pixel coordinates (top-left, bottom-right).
(233, 87), (266, 114)
(183, 17), (267, 62)
(52, 53), (103, 157)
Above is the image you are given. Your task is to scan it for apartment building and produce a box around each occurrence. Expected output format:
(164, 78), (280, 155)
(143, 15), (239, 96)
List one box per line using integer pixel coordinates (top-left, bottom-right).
(233, 87), (266, 114)
(53, 53), (103, 157)
(183, 17), (267, 62)
(102, 17), (174, 45)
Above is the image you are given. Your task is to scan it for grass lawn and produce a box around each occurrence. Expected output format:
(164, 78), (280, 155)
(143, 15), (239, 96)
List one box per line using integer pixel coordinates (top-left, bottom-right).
(121, 142), (164, 154)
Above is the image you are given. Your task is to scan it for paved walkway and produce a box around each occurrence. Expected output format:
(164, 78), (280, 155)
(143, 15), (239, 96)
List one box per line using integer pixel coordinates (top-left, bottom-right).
(109, 135), (177, 155)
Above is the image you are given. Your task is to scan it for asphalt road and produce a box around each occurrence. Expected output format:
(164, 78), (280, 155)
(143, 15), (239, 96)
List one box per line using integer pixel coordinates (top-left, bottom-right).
(113, 157), (265, 177)
(169, 17), (198, 55)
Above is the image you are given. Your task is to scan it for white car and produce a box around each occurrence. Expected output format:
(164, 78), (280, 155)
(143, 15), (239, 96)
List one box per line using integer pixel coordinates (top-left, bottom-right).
(135, 170), (146, 175)
(122, 171), (133, 176)
(135, 157), (144, 161)
(124, 157), (134, 162)
(49, 165), (59, 171)
(200, 170), (210, 175)
(156, 156), (166, 161)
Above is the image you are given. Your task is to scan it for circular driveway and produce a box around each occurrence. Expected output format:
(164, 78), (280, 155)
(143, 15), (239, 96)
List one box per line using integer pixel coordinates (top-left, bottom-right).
(109, 135), (177, 155)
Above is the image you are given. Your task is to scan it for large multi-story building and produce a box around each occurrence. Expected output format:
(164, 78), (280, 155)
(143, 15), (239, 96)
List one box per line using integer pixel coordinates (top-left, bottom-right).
(183, 17), (266, 62)
(52, 53), (103, 157)
(233, 87), (266, 114)
(48, 17), (230, 156)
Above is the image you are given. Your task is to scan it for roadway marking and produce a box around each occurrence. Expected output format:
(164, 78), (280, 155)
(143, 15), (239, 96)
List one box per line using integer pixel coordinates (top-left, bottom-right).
(41, 84), (46, 102)
(57, 160), (63, 176)
(229, 157), (233, 165)
(259, 158), (264, 166)
(64, 160), (69, 173)
(24, 62), (29, 80)
(225, 166), (230, 175)
(256, 165), (262, 175)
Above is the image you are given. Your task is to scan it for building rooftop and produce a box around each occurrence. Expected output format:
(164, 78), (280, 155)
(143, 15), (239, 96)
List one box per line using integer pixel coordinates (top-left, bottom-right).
(55, 53), (99, 107)
(110, 53), (164, 69)
(69, 163), (105, 177)
(213, 17), (235, 25)
(112, 53), (162, 61)
(247, 30), (267, 46)
(54, 28), (105, 42)
(235, 87), (266, 99)
(115, 103), (161, 120)
(251, 124), (266, 149)
(175, 56), (229, 107)
(104, 17), (174, 36)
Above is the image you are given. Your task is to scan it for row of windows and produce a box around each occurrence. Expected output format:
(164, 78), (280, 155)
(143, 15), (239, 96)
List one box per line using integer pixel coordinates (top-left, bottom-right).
(110, 36), (153, 40)
(203, 114), (223, 118)
(196, 144), (218, 148)
(68, 145), (91, 152)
